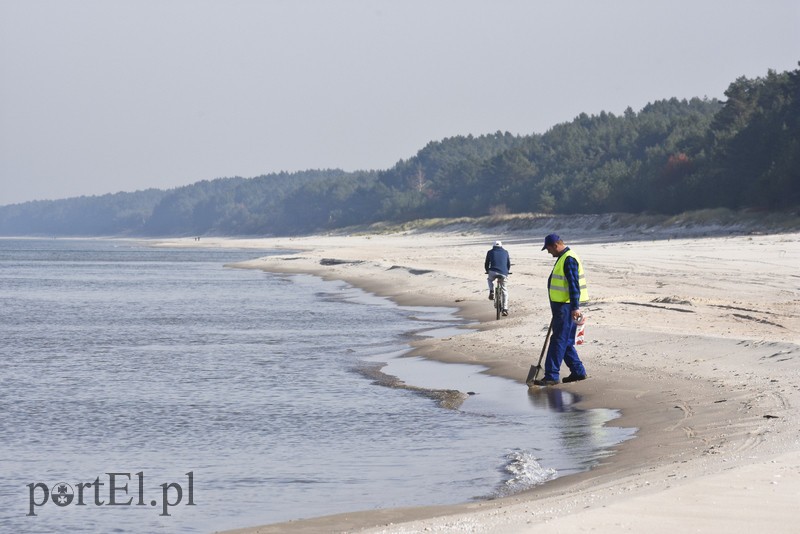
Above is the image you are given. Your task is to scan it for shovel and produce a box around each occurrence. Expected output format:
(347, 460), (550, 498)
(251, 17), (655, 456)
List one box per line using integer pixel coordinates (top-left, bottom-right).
(526, 320), (553, 386)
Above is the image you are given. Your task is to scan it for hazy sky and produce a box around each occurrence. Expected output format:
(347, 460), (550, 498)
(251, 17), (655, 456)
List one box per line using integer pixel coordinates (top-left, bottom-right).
(1, 1), (798, 206)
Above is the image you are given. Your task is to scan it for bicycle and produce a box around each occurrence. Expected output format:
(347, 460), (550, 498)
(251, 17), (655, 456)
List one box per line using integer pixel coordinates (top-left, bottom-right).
(489, 272), (509, 320)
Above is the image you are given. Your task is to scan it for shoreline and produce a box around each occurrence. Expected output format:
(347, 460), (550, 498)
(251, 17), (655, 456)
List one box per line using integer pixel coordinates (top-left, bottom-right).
(153, 229), (800, 533)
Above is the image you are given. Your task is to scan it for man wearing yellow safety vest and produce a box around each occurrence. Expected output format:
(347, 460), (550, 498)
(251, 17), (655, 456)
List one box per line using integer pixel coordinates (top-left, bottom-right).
(534, 233), (588, 386)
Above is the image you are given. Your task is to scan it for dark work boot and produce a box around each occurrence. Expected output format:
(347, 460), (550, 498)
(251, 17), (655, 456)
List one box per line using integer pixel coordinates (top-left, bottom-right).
(562, 374), (588, 383)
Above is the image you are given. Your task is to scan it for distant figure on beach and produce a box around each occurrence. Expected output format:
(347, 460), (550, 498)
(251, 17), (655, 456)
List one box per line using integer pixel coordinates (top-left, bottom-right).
(534, 233), (588, 386)
(485, 240), (511, 316)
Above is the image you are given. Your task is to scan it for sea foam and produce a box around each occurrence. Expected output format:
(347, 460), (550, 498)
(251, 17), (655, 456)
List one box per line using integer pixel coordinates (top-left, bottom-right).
(496, 449), (558, 497)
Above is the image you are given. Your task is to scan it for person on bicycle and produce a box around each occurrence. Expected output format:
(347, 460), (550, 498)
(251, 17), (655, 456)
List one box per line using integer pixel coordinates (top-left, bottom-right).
(485, 240), (511, 315)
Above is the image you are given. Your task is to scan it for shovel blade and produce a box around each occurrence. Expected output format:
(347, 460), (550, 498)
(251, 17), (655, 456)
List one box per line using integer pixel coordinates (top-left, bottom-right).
(525, 364), (541, 386)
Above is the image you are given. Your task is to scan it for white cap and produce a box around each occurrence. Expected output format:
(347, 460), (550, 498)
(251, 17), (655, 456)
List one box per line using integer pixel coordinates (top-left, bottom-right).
(494, 240), (502, 247)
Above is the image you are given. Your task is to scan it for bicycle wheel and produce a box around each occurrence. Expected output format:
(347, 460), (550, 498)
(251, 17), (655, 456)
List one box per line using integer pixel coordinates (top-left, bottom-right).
(495, 281), (502, 320)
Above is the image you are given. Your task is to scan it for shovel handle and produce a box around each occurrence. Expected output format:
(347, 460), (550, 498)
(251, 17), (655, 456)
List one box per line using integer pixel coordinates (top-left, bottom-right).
(537, 320), (553, 367)
(526, 320), (554, 385)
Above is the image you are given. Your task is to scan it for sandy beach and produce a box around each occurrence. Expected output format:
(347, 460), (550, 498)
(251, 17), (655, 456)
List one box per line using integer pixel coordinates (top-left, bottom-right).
(164, 224), (800, 533)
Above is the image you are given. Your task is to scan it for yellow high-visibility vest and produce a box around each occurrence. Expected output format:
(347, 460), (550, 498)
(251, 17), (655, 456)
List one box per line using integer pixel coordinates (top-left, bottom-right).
(548, 250), (588, 303)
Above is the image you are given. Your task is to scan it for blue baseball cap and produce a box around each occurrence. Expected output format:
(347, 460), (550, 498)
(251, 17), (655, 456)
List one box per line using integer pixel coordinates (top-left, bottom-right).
(541, 233), (560, 250)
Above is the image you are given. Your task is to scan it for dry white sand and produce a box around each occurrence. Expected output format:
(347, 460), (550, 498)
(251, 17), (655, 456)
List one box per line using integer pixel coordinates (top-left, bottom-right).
(157, 228), (800, 533)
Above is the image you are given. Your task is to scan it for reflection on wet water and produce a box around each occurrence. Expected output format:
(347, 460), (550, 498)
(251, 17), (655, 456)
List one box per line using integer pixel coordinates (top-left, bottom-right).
(527, 386), (573, 412)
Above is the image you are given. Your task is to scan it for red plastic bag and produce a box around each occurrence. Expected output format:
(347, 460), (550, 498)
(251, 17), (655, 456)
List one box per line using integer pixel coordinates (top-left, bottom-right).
(575, 313), (587, 345)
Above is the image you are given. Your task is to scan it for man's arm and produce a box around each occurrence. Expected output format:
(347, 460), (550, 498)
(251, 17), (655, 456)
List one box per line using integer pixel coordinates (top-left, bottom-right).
(564, 256), (582, 311)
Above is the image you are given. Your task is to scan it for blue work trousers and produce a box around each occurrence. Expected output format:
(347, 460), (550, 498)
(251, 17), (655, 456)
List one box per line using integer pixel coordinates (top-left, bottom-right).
(544, 302), (586, 381)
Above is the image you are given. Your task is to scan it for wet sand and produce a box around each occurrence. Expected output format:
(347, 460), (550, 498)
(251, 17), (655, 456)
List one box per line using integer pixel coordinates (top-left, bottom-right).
(157, 227), (800, 533)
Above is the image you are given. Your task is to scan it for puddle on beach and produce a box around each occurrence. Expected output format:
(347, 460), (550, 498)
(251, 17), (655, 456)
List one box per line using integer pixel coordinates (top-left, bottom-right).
(367, 347), (636, 496)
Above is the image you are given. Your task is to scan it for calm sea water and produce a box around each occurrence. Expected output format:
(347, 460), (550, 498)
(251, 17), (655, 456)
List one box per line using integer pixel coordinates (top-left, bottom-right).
(0, 238), (634, 533)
